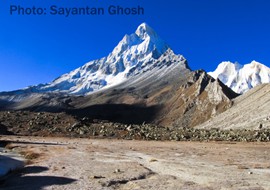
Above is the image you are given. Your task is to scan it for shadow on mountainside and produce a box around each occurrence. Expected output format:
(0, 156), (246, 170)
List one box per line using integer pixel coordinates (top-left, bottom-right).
(68, 104), (162, 124)
(0, 166), (76, 190)
(4, 103), (162, 125)
(0, 99), (15, 111)
(0, 123), (14, 135)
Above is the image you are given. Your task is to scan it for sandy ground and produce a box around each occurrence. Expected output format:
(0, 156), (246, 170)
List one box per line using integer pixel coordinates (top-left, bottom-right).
(0, 136), (270, 190)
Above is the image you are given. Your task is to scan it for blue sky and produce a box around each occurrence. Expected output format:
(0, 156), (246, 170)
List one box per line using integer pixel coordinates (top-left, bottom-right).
(1, 0), (270, 91)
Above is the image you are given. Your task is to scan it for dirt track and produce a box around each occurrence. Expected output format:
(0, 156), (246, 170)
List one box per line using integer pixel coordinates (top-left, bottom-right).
(1, 136), (270, 190)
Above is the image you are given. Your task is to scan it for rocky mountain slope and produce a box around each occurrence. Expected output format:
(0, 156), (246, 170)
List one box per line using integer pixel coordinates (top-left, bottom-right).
(208, 61), (270, 94)
(196, 83), (270, 130)
(0, 23), (239, 128)
(3, 23), (182, 95)
(56, 69), (238, 128)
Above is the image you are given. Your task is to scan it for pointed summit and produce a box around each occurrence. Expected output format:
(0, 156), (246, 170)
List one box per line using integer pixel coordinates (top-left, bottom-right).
(135, 22), (169, 56)
(135, 23), (158, 39)
(112, 23), (169, 60)
(3, 23), (187, 95)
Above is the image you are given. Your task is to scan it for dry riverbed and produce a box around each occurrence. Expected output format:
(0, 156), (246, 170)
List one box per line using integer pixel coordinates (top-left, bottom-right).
(0, 135), (270, 190)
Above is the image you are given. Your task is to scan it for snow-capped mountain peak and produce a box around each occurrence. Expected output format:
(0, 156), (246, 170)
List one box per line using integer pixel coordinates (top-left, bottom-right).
(208, 61), (270, 94)
(208, 61), (242, 84)
(135, 23), (156, 39)
(135, 23), (169, 56)
(15, 23), (187, 95)
(112, 23), (169, 59)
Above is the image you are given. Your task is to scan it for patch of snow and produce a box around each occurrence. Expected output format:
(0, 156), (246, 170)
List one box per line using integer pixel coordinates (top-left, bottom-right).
(0, 148), (25, 177)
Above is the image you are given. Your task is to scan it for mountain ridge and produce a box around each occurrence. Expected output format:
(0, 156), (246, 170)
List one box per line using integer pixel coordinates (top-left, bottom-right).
(0, 23), (240, 128)
(2, 23), (270, 96)
(208, 61), (270, 94)
(5, 23), (186, 96)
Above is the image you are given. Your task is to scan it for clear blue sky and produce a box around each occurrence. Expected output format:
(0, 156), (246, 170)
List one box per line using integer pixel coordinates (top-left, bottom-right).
(1, 0), (270, 91)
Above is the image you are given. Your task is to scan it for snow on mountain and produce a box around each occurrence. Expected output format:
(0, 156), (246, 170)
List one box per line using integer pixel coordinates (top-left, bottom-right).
(23, 23), (187, 95)
(208, 61), (270, 94)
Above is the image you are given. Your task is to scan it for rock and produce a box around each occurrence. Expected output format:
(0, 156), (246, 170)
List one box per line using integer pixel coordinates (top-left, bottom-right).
(82, 117), (89, 121)
(79, 130), (85, 135)
(71, 122), (81, 129)
(114, 169), (121, 173)
(90, 175), (105, 179)
(126, 125), (133, 131)
(149, 158), (158, 162)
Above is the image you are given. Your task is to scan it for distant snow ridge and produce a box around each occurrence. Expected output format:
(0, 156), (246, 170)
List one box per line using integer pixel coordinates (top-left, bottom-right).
(208, 61), (270, 94)
(25, 23), (186, 95)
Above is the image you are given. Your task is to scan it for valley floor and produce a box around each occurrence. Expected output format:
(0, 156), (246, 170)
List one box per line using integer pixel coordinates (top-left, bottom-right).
(1, 136), (270, 190)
